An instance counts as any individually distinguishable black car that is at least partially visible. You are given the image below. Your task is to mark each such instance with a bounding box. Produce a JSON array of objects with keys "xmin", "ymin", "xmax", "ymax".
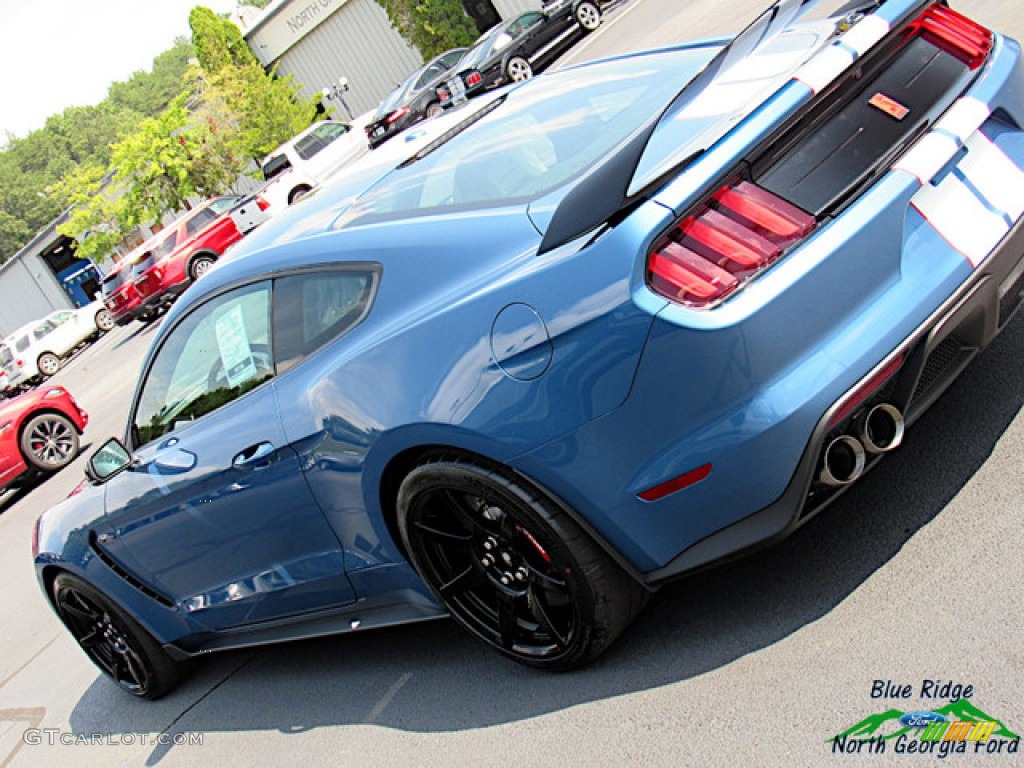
[
  {"xmin": 436, "ymin": 2, "xmax": 602, "ymax": 107},
  {"xmin": 365, "ymin": 47, "xmax": 468, "ymax": 149}
]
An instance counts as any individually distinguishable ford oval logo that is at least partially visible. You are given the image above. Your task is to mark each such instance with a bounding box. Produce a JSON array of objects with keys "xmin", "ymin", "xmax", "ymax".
[{"xmin": 900, "ymin": 711, "xmax": 947, "ymax": 728}]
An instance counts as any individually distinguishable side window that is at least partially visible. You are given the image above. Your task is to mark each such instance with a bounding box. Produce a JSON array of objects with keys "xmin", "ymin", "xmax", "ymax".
[
  {"xmin": 15, "ymin": 335, "xmax": 30, "ymax": 353},
  {"xmin": 33, "ymin": 321, "xmax": 56, "ymax": 340},
  {"xmin": 133, "ymin": 283, "xmax": 273, "ymax": 447},
  {"xmin": 273, "ymin": 268, "xmax": 378, "ymax": 373},
  {"xmin": 185, "ymin": 208, "xmax": 217, "ymax": 238},
  {"xmin": 416, "ymin": 62, "xmax": 445, "ymax": 90}
]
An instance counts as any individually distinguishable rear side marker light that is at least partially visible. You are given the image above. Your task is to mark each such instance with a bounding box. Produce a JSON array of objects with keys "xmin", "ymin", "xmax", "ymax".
[
  {"xmin": 255, "ymin": 195, "xmax": 270, "ymax": 211},
  {"xmin": 909, "ymin": 4, "xmax": 993, "ymax": 70},
  {"xmin": 648, "ymin": 180, "xmax": 816, "ymax": 307},
  {"xmin": 639, "ymin": 463, "xmax": 713, "ymax": 502},
  {"xmin": 466, "ymin": 71, "xmax": 483, "ymax": 87}
]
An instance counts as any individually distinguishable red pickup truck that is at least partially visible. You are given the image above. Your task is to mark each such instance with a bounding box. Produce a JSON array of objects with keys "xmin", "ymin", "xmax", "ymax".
[{"xmin": 129, "ymin": 196, "xmax": 251, "ymax": 320}]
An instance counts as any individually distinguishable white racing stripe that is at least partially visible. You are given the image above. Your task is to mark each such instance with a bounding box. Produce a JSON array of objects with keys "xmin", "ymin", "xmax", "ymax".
[
  {"xmin": 793, "ymin": 14, "xmax": 891, "ymax": 94},
  {"xmin": 910, "ymin": 131, "xmax": 1024, "ymax": 267},
  {"xmin": 893, "ymin": 98, "xmax": 991, "ymax": 183},
  {"xmin": 794, "ymin": 44, "xmax": 855, "ymax": 93},
  {"xmin": 837, "ymin": 15, "xmax": 891, "ymax": 56}
]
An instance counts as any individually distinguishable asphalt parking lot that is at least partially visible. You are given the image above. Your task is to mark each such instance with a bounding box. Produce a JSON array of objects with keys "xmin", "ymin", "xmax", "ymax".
[{"xmin": 1, "ymin": 0, "xmax": 1023, "ymax": 765}]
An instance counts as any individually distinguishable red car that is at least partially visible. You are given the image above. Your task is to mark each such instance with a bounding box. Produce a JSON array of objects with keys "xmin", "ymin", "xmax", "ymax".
[
  {"xmin": 0, "ymin": 385, "xmax": 88, "ymax": 490},
  {"xmin": 130, "ymin": 196, "xmax": 246, "ymax": 319},
  {"xmin": 101, "ymin": 259, "xmax": 145, "ymax": 326}
]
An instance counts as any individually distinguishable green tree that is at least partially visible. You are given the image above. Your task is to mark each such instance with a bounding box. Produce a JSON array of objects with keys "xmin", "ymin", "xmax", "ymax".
[
  {"xmin": 110, "ymin": 94, "xmax": 243, "ymax": 227},
  {"xmin": 0, "ymin": 210, "xmax": 32, "ymax": 264},
  {"xmin": 189, "ymin": 6, "xmax": 258, "ymax": 74},
  {"xmin": 239, "ymin": 0, "xmax": 272, "ymax": 7},
  {"xmin": 52, "ymin": 164, "xmax": 126, "ymax": 264},
  {"xmin": 203, "ymin": 63, "xmax": 318, "ymax": 161},
  {"xmin": 190, "ymin": 5, "xmax": 317, "ymax": 161},
  {"xmin": 376, "ymin": 0, "xmax": 478, "ymax": 59},
  {"xmin": 107, "ymin": 38, "xmax": 196, "ymax": 116}
]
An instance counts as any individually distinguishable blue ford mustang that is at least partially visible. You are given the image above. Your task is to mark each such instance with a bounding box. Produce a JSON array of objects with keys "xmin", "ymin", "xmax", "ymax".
[{"xmin": 35, "ymin": 0, "xmax": 1024, "ymax": 698}]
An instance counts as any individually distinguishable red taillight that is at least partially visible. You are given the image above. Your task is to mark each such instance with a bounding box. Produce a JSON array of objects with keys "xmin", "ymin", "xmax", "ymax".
[
  {"xmin": 438, "ymin": 88, "xmax": 450, "ymax": 102},
  {"xmin": 255, "ymin": 195, "xmax": 269, "ymax": 211},
  {"xmin": 909, "ymin": 4, "xmax": 993, "ymax": 70},
  {"xmin": 647, "ymin": 179, "xmax": 816, "ymax": 307},
  {"xmin": 466, "ymin": 71, "xmax": 483, "ymax": 88},
  {"xmin": 16, "ymin": 359, "xmax": 23, "ymax": 368},
  {"xmin": 386, "ymin": 107, "xmax": 411, "ymax": 125}
]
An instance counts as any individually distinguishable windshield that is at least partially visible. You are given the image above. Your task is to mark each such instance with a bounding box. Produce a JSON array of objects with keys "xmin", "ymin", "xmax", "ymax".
[{"xmin": 336, "ymin": 49, "xmax": 718, "ymax": 229}]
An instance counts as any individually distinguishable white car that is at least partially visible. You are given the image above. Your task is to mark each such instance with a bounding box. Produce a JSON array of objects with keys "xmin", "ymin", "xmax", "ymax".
[
  {"xmin": 0, "ymin": 301, "xmax": 114, "ymax": 389},
  {"xmin": 256, "ymin": 120, "xmax": 369, "ymax": 211}
]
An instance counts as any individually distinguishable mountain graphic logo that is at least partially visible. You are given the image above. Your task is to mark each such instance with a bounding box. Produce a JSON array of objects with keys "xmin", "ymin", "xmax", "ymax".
[{"xmin": 833, "ymin": 699, "xmax": 1020, "ymax": 742}]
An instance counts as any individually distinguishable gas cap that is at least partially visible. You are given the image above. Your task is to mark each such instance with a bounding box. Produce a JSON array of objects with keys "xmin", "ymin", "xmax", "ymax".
[{"xmin": 490, "ymin": 303, "xmax": 552, "ymax": 381}]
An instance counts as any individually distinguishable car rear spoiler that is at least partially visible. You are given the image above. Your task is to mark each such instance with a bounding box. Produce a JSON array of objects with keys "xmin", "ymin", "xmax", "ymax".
[{"xmin": 538, "ymin": 0, "xmax": 935, "ymax": 254}]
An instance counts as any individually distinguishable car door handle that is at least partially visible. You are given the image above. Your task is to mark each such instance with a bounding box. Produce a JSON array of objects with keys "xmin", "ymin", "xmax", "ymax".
[{"xmin": 232, "ymin": 442, "xmax": 276, "ymax": 469}]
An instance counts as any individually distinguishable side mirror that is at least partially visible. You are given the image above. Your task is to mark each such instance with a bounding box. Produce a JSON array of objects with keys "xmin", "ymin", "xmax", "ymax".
[{"xmin": 85, "ymin": 437, "xmax": 133, "ymax": 484}]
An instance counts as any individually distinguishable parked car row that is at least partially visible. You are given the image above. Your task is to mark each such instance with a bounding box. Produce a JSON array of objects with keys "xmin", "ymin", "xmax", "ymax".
[
  {"xmin": 365, "ymin": 2, "xmax": 603, "ymax": 149},
  {"xmin": 0, "ymin": 301, "xmax": 114, "ymax": 394},
  {"xmin": 101, "ymin": 195, "xmax": 256, "ymax": 327}
]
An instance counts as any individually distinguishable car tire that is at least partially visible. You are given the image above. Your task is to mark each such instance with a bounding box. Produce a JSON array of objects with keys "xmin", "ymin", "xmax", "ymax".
[
  {"xmin": 576, "ymin": 1, "xmax": 602, "ymax": 32},
  {"xmin": 52, "ymin": 572, "xmax": 184, "ymax": 700},
  {"xmin": 505, "ymin": 56, "xmax": 533, "ymax": 83},
  {"xmin": 425, "ymin": 102, "xmax": 444, "ymax": 119},
  {"xmin": 189, "ymin": 254, "xmax": 217, "ymax": 281},
  {"xmin": 20, "ymin": 412, "xmax": 79, "ymax": 472},
  {"xmin": 37, "ymin": 352, "xmax": 61, "ymax": 378},
  {"xmin": 95, "ymin": 308, "xmax": 115, "ymax": 333},
  {"xmin": 397, "ymin": 458, "xmax": 647, "ymax": 671},
  {"xmin": 288, "ymin": 186, "xmax": 313, "ymax": 205}
]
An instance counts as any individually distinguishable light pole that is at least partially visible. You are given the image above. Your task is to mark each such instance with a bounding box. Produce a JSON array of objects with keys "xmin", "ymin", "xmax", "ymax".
[{"xmin": 322, "ymin": 77, "xmax": 353, "ymax": 120}]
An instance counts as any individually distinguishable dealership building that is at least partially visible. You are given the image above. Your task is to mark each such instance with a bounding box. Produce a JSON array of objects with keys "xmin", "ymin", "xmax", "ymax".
[{"xmin": 239, "ymin": 0, "xmax": 542, "ymax": 117}]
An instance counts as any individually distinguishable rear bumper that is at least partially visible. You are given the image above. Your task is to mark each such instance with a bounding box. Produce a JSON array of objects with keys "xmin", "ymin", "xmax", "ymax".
[
  {"xmin": 130, "ymin": 279, "xmax": 190, "ymax": 317},
  {"xmin": 648, "ymin": 207, "xmax": 1024, "ymax": 582},
  {"xmin": 513, "ymin": 31, "xmax": 1024, "ymax": 576}
]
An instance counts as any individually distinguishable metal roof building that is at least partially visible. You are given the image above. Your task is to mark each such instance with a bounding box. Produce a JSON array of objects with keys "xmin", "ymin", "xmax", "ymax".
[
  {"xmin": 239, "ymin": 0, "xmax": 541, "ymax": 118},
  {"xmin": 0, "ymin": 212, "xmax": 103, "ymax": 337}
]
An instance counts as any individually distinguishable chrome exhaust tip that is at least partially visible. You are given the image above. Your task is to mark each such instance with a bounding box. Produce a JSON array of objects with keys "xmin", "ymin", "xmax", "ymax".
[
  {"xmin": 819, "ymin": 435, "xmax": 867, "ymax": 487},
  {"xmin": 859, "ymin": 403, "xmax": 905, "ymax": 454}
]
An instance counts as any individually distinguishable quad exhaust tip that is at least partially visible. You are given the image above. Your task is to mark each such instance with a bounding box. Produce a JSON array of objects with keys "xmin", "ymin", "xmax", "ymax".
[
  {"xmin": 820, "ymin": 435, "xmax": 867, "ymax": 487},
  {"xmin": 859, "ymin": 403, "xmax": 905, "ymax": 454}
]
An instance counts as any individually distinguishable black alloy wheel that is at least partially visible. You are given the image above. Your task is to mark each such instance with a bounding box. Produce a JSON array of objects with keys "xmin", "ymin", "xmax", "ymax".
[
  {"xmin": 397, "ymin": 460, "xmax": 646, "ymax": 670},
  {"xmin": 52, "ymin": 573, "xmax": 182, "ymax": 699},
  {"xmin": 21, "ymin": 413, "xmax": 79, "ymax": 472}
]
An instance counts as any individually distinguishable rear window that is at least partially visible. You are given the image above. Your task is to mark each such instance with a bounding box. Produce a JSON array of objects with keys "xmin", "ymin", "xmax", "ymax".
[
  {"xmin": 102, "ymin": 269, "xmax": 127, "ymax": 293},
  {"xmin": 338, "ymin": 51, "xmax": 713, "ymax": 228},
  {"xmin": 0, "ymin": 345, "xmax": 12, "ymax": 366}
]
